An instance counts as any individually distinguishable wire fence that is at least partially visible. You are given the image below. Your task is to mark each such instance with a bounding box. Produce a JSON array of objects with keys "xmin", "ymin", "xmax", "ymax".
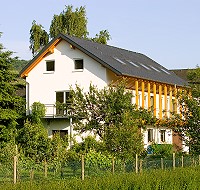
[{"xmin": 0, "ymin": 154, "xmax": 200, "ymax": 183}]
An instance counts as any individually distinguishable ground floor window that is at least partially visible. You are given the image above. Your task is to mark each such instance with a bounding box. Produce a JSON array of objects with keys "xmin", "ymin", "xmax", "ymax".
[
  {"xmin": 52, "ymin": 130, "xmax": 68, "ymax": 139},
  {"xmin": 160, "ymin": 130, "xmax": 166, "ymax": 142},
  {"xmin": 148, "ymin": 129, "xmax": 153, "ymax": 142}
]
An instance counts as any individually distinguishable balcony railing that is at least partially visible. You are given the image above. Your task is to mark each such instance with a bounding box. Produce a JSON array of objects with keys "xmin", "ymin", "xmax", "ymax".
[{"xmin": 44, "ymin": 104, "xmax": 70, "ymax": 118}]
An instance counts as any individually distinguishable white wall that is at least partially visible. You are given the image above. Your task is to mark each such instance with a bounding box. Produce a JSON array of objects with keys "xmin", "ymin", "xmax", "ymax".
[{"xmin": 26, "ymin": 40, "xmax": 108, "ymax": 107}]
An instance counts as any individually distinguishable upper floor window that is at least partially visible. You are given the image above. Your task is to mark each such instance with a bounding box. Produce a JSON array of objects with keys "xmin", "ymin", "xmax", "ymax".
[
  {"xmin": 74, "ymin": 59, "xmax": 83, "ymax": 70},
  {"xmin": 46, "ymin": 60, "xmax": 55, "ymax": 71}
]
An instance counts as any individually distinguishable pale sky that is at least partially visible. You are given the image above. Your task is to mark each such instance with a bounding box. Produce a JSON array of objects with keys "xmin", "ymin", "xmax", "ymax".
[{"xmin": 1, "ymin": 0, "xmax": 200, "ymax": 69}]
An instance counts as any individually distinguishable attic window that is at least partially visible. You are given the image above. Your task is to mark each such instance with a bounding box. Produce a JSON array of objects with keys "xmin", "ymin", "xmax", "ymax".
[
  {"xmin": 46, "ymin": 60, "xmax": 55, "ymax": 71},
  {"xmin": 113, "ymin": 57, "xmax": 126, "ymax": 65},
  {"xmin": 74, "ymin": 59, "xmax": 83, "ymax": 70}
]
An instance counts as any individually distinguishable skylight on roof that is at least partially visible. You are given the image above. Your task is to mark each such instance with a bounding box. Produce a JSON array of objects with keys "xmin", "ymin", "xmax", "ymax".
[
  {"xmin": 160, "ymin": 68, "xmax": 171, "ymax": 75},
  {"xmin": 140, "ymin": 63, "xmax": 151, "ymax": 70},
  {"xmin": 127, "ymin": 60, "xmax": 139, "ymax": 67},
  {"xmin": 150, "ymin": 66, "xmax": 161, "ymax": 72},
  {"xmin": 113, "ymin": 57, "xmax": 126, "ymax": 65}
]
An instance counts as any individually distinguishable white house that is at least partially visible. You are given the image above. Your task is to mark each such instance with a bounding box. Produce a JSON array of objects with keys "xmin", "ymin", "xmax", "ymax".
[{"xmin": 20, "ymin": 34, "xmax": 187, "ymax": 150}]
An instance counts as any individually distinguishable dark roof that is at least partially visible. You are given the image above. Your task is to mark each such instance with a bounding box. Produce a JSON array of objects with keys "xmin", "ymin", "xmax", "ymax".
[{"xmin": 21, "ymin": 34, "xmax": 187, "ymax": 87}]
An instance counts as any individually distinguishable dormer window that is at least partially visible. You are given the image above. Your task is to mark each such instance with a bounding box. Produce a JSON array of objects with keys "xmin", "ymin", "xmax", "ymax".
[
  {"xmin": 74, "ymin": 59, "xmax": 83, "ymax": 70},
  {"xmin": 46, "ymin": 60, "xmax": 55, "ymax": 71}
]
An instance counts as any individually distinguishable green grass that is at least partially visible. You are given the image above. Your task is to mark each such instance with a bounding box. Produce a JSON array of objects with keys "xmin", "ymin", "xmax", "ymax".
[{"xmin": 0, "ymin": 167, "xmax": 200, "ymax": 190}]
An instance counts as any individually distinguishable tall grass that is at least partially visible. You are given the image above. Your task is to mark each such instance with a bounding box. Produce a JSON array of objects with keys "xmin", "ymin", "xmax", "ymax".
[{"xmin": 0, "ymin": 166, "xmax": 199, "ymax": 190}]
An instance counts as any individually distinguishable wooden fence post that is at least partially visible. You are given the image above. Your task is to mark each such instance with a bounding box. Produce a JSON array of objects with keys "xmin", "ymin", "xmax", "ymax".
[
  {"xmin": 173, "ymin": 153, "xmax": 175, "ymax": 170},
  {"xmin": 161, "ymin": 158, "xmax": 164, "ymax": 170},
  {"xmin": 81, "ymin": 155, "xmax": 84, "ymax": 180},
  {"xmin": 199, "ymin": 155, "xmax": 200, "ymax": 166},
  {"xmin": 181, "ymin": 155, "xmax": 184, "ymax": 167},
  {"xmin": 44, "ymin": 159, "xmax": 47, "ymax": 178},
  {"xmin": 135, "ymin": 154, "xmax": 138, "ymax": 174},
  {"xmin": 13, "ymin": 156, "xmax": 17, "ymax": 184},
  {"xmin": 139, "ymin": 159, "xmax": 143, "ymax": 173},
  {"xmin": 112, "ymin": 157, "xmax": 115, "ymax": 174}
]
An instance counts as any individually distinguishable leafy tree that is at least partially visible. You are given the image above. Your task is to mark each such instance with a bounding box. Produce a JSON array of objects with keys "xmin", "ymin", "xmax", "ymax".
[
  {"xmin": 161, "ymin": 67, "xmax": 200, "ymax": 154},
  {"xmin": 0, "ymin": 33, "xmax": 25, "ymax": 148},
  {"xmin": 29, "ymin": 20, "xmax": 49, "ymax": 56},
  {"xmin": 68, "ymin": 83, "xmax": 153, "ymax": 159},
  {"xmin": 49, "ymin": 5, "xmax": 88, "ymax": 39},
  {"xmin": 29, "ymin": 5, "xmax": 111, "ymax": 56},
  {"xmin": 17, "ymin": 102, "xmax": 51, "ymax": 161},
  {"xmin": 91, "ymin": 30, "xmax": 111, "ymax": 44}
]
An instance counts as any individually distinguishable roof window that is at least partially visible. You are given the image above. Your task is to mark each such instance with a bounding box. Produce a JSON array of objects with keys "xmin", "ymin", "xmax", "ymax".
[
  {"xmin": 160, "ymin": 68, "xmax": 171, "ymax": 75},
  {"xmin": 127, "ymin": 60, "xmax": 139, "ymax": 67},
  {"xmin": 150, "ymin": 66, "xmax": 161, "ymax": 72},
  {"xmin": 113, "ymin": 57, "xmax": 126, "ymax": 65},
  {"xmin": 140, "ymin": 63, "xmax": 151, "ymax": 70}
]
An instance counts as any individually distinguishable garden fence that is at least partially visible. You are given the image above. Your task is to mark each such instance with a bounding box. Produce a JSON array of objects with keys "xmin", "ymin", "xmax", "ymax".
[{"xmin": 0, "ymin": 153, "xmax": 200, "ymax": 184}]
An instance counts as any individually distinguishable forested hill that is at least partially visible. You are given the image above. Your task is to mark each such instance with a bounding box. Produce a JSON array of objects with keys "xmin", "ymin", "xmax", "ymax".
[{"xmin": 12, "ymin": 59, "xmax": 29, "ymax": 72}]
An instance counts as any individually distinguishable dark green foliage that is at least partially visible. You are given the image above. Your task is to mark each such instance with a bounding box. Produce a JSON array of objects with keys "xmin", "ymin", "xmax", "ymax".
[
  {"xmin": 151, "ymin": 143, "xmax": 173, "ymax": 158},
  {"xmin": 17, "ymin": 102, "xmax": 51, "ymax": 162},
  {"xmin": 12, "ymin": 59, "xmax": 29, "ymax": 72},
  {"xmin": 0, "ymin": 34, "xmax": 25, "ymax": 148}
]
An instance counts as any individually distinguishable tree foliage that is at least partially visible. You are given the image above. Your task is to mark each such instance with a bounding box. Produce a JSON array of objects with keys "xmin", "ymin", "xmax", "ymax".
[
  {"xmin": 29, "ymin": 20, "xmax": 49, "ymax": 56},
  {"xmin": 49, "ymin": 5, "xmax": 88, "ymax": 39},
  {"xmin": 0, "ymin": 34, "xmax": 25, "ymax": 148},
  {"xmin": 162, "ymin": 67, "xmax": 200, "ymax": 154},
  {"xmin": 29, "ymin": 5, "xmax": 111, "ymax": 56},
  {"xmin": 69, "ymin": 83, "xmax": 153, "ymax": 159}
]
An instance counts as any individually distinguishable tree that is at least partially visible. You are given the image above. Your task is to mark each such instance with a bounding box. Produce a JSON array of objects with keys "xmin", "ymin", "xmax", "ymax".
[
  {"xmin": 68, "ymin": 83, "xmax": 153, "ymax": 159},
  {"xmin": 17, "ymin": 102, "xmax": 51, "ymax": 161},
  {"xmin": 0, "ymin": 33, "xmax": 25, "ymax": 148},
  {"xmin": 29, "ymin": 5, "xmax": 111, "ymax": 56},
  {"xmin": 162, "ymin": 67, "xmax": 200, "ymax": 154},
  {"xmin": 49, "ymin": 5, "xmax": 88, "ymax": 39},
  {"xmin": 29, "ymin": 20, "xmax": 49, "ymax": 56},
  {"xmin": 91, "ymin": 30, "xmax": 111, "ymax": 44}
]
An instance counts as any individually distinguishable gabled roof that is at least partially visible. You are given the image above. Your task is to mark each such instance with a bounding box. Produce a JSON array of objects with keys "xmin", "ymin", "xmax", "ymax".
[{"xmin": 20, "ymin": 33, "xmax": 187, "ymax": 87}]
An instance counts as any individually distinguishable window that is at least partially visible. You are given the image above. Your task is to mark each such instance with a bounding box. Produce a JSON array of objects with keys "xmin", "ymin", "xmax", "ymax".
[
  {"xmin": 74, "ymin": 59, "xmax": 83, "ymax": 70},
  {"xmin": 46, "ymin": 60, "xmax": 55, "ymax": 71},
  {"xmin": 160, "ymin": 130, "xmax": 166, "ymax": 142},
  {"xmin": 56, "ymin": 91, "xmax": 71, "ymax": 115},
  {"xmin": 148, "ymin": 129, "xmax": 153, "ymax": 142},
  {"xmin": 52, "ymin": 130, "xmax": 68, "ymax": 139}
]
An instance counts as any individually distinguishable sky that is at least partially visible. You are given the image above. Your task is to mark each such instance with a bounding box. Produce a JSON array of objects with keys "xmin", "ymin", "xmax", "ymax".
[{"xmin": 0, "ymin": 0, "xmax": 200, "ymax": 69}]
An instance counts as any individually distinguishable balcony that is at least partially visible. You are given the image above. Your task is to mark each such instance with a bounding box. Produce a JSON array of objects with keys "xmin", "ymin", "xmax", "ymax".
[{"xmin": 44, "ymin": 104, "xmax": 71, "ymax": 118}]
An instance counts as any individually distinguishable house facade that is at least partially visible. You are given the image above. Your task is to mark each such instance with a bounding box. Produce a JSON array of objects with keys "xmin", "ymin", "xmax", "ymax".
[{"xmin": 20, "ymin": 34, "xmax": 188, "ymax": 151}]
